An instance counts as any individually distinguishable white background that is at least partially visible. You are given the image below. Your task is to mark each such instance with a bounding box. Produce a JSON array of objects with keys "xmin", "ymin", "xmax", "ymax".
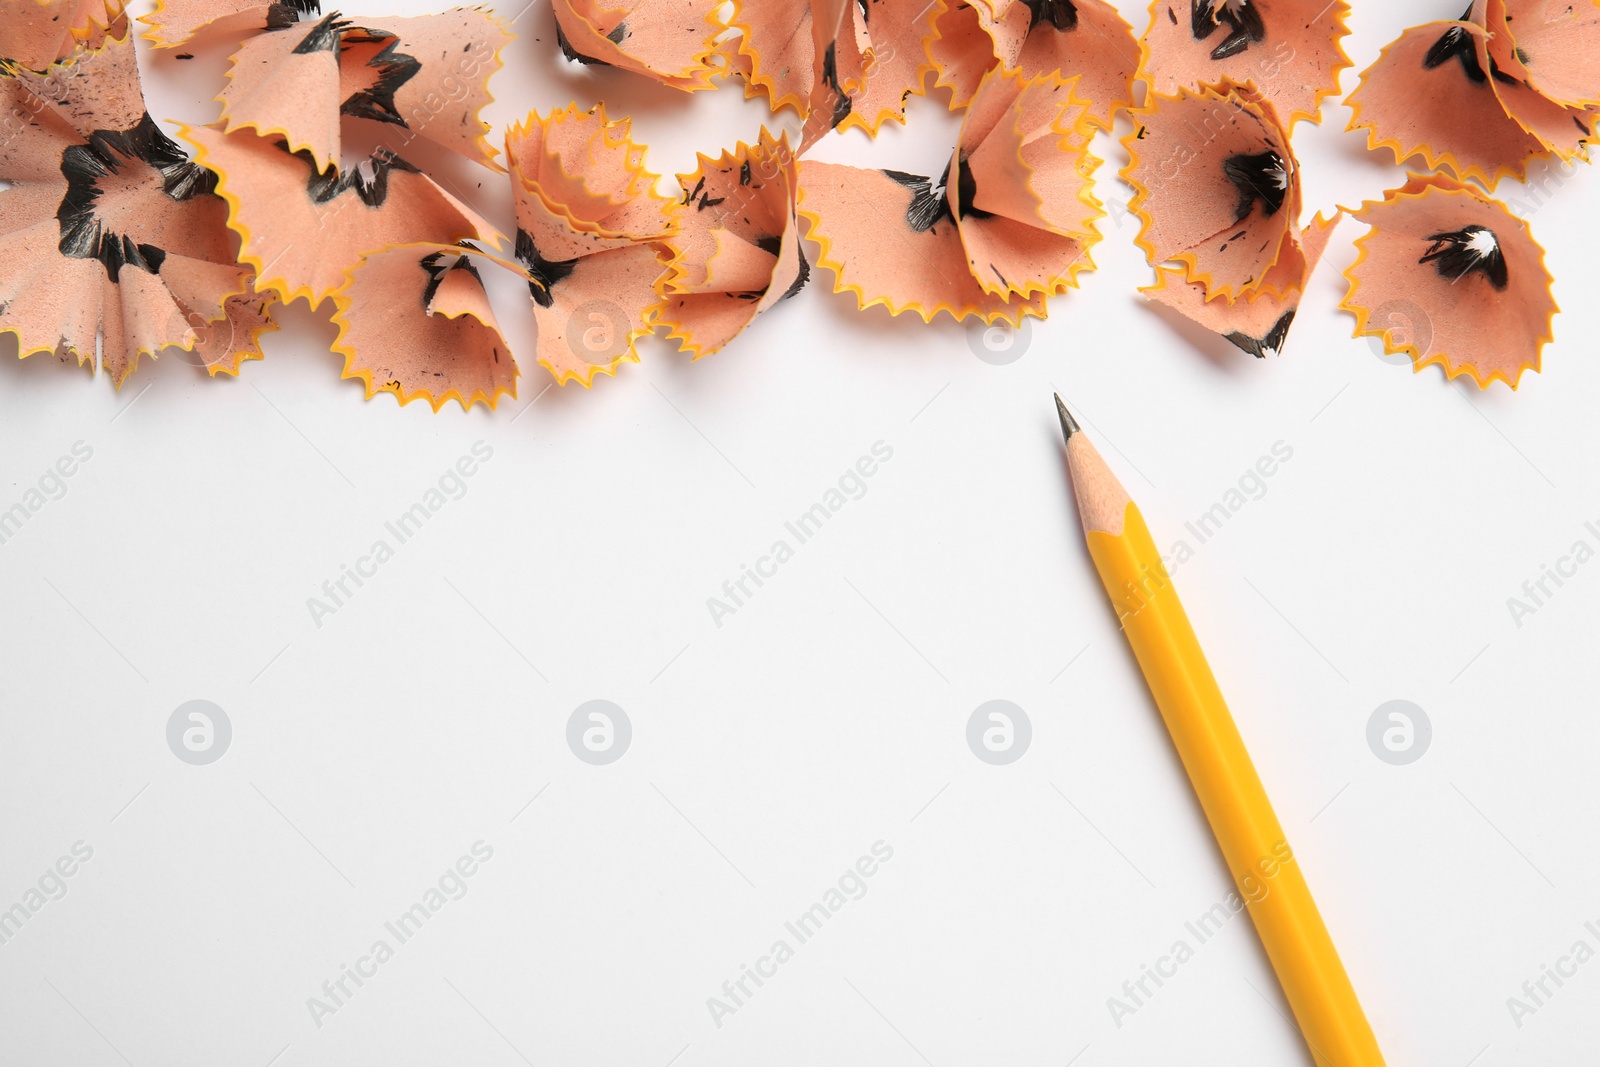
[{"xmin": 2, "ymin": 1, "xmax": 1598, "ymax": 1064}]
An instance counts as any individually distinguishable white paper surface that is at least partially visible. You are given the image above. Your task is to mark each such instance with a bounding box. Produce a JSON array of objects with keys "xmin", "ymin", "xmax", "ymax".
[{"xmin": 1, "ymin": 2, "xmax": 1596, "ymax": 1064}]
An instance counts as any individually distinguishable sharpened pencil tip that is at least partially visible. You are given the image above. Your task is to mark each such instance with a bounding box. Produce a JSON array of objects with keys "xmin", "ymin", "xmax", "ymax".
[{"xmin": 1054, "ymin": 393, "xmax": 1079, "ymax": 443}]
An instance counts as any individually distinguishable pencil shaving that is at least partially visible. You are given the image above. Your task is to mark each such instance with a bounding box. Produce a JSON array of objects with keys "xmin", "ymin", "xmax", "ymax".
[
  {"xmin": 1142, "ymin": 211, "xmax": 1340, "ymax": 359},
  {"xmin": 1122, "ymin": 82, "xmax": 1300, "ymax": 300},
  {"xmin": 1137, "ymin": 0, "xmax": 1353, "ymax": 128},
  {"xmin": 796, "ymin": 64, "xmax": 1099, "ymax": 323},
  {"xmin": 958, "ymin": 67, "xmax": 1104, "ymax": 298},
  {"xmin": 215, "ymin": 8, "xmax": 510, "ymax": 172},
  {"xmin": 8, "ymin": 17, "xmax": 147, "ymax": 135},
  {"xmin": 836, "ymin": 0, "xmax": 942, "ymax": 136},
  {"xmin": 0, "ymin": 31, "xmax": 263, "ymax": 388},
  {"xmin": 929, "ymin": 0, "xmax": 1138, "ymax": 128},
  {"xmin": 1340, "ymin": 173, "xmax": 1556, "ymax": 390},
  {"xmin": 6, "ymin": 0, "xmax": 126, "ymax": 68},
  {"xmin": 194, "ymin": 274, "xmax": 279, "ymax": 376},
  {"xmin": 182, "ymin": 122, "xmax": 502, "ymax": 307},
  {"xmin": 732, "ymin": 0, "xmax": 939, "ymax": 137},
  {"xmin": 331, "ymin": 241, "xmax": 522, "ymax": 410},
  {"xmin": 1472, "ymin": 0, "xmax": 1597, "ymax": 163},
  {"xmin": 552, "ymin": 0, "xmax": 725, "ymax": 91},
  {"xmin": 139, "ymin": 0, "xmax": 305, "ymax": 48},
  {"xmin": 793, "ymin": 0, "xmax": 873, "ymax": 148},
  {"xmin": 1345, "ymin": 0, "xmax": 1600, "ymax": 191},
  {"xmin": 928, "ymin": 0, "xmax": 995, "ymax": 109},
  {"xmin": 507, "ymin": 104, "xmax": 678, "ymax": 386},
  {"xmin": 1486, "ymin": 0, "xmax": 1600, "ymax": 111},
  {"xmin": 659, "ymin": 131, "xmax": 808, "ymax": 359},
  {"xmin": 969, "ymin": 0, "xmax": 1138, "ymax": 129}
]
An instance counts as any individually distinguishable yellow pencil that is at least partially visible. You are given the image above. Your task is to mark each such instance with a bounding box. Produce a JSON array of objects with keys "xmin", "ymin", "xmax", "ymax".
[{"xmin": 1055, "ymin": 395, "xmax": 1383, "ymax": 1067}]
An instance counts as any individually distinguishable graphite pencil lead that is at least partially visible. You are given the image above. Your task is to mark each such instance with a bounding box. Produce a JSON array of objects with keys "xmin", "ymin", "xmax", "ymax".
[{"xmin": 1054, "ymin": 394, "xmax": 1080, "ymax": 443}]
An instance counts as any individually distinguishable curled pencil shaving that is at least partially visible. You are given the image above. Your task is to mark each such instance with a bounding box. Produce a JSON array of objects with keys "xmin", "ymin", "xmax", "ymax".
[
  {"xmin": 1142, "ymin": 211, "xmax": 1340, "ymax": 360},
  {"xmin": 192, "ymin": 273, "xmax": 280, "ymax": 376},
  {"xmin": 794, "ymin": 0, "xmax": 874, "ymax": 148},
  {"xmin": 216, "ymin": 14, "xmax": 341, "ymax": 171},
  {"xmin": 507, "ymin": 103, "xmax": 679, "ymax": 386},
  {"xmin": 733, "ymin": 0, "xmax": 938, "ymax": 138},
  {"xmin": 928, "ymin": 0, "xmax": 1138, "ymax": 128},
  {"xmin": 552, "ymin": 0, "xmax": 726, "ymax": 91},
  {"xmin": 1137, "ymin": 0, "xmax": 1353, "ymax": 127},
  {"xmin": 1340, "ymin": 172, "xmax": 1556, "ymax": 390},
  {"xmin": 1122, "ymin": 82, "xmax": 1301, "ymax": 301},
  {"xmin": 331, "ymin": 241, "xmax": 523, "ymax": 410},
  {"xmin": 797, "ymin": 160, "xmax": 1048, "ymax": 324},
  {"xmin": 726, "ymin": 0, "xmax": 816, "ymax": 115},
  {"xmin": 796, "ymin": 64, "xmax": 1100, "ymax": 324},
  {"xmin": 928, "ymin": 0, "xmax": 996, "ymax": 109},
  {"xmin": 836, "ymin": 0, "xmax": 940, "ymax": 135},
  {"xmin": 1470, "ymin": 0, "xmax": 1597, "ymax": 162},
  {"xmin": 0, "ymin": 31, "xmax": 267, "ymax": 387},
  {"xmin": 659, "ymin": 130, "xmax": 808, "ymax": 358},
  {"xmin": 508, "ymin": 103, "xmax": 672, "ymax": 238},
  {"xmin": 331, "ymin": 9, "xmax": 511, "ymax": 170},
  {"xmin": 5, "ymin": 0, "xmax": 127, "ymax": 68},
  {"xmin": 180, "ymin": 121, "xmax": 502, "ymax": 306},
  {"xmin": 1345, "ymin": 19, "xmax": 1543, "ymax": 189},
  {"xmin": 7, "ymin": 14, "xmax": 148, "ymax": 135},
  {"xmin": 971, "ymin": 0, "xmax": 1139, "ymax": 128},
  {"xmin": 1345, "ymin": 8, "xmax": 1599, "ymax": 190},
  {"xmin": 216, "ymin": 7, "xmax": 511, "ymax": 172},
  {"xmin": 139, "ymin": 0, "xmax": 323, "ymax": 48},
  {"xmin": 958, "ymin": 66, "xmax": 1104, "ymax": 297},
  {"xmin": 1477, "ymin": 0, "xmax": 1600, "ymax": 111}
]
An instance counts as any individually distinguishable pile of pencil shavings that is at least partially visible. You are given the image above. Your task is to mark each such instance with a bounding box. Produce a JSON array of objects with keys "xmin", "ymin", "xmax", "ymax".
[{"xmin": 0, "ymin": 0, "xmax": 1594, "ymax": 407}]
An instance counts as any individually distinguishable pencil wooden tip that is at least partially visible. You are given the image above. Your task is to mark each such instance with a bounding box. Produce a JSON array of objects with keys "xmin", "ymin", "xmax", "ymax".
[
  {"xmin": 1054, "ymin": 394, "xmax": 1079, "ymax": 443},
  {"xmin": 1060, "ymin": 410, "xmax": 1134, "ymax": 537}
]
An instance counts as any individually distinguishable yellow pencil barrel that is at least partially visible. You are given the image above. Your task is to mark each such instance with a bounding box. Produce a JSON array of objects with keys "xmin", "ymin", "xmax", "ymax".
[{"xmin": 1087, "ymin": 503, "xmax": 1384, "ymax": 1067}]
